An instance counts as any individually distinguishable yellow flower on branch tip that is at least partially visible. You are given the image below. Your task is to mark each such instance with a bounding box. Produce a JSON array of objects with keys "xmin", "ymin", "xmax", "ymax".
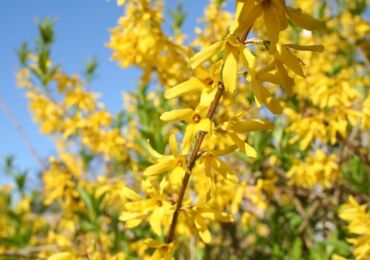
[
  {"xmin": 221, "ymin": 118, "xmax": 274, "ymax": 157},
  {"xmin": 132, "ymin": 239, "xmax": 175, "ymax": 260},
  {"xmin": 183, "ymin": 205, "xmax": 234, "ymax": 243},
  {"xmin": 230, "ymin": 0, "xmax": 263, "ymax": 36},
  {"xmin": 189, "ymin": 40, "xmax": 224, "ymax": 70},
  {"xmin": 222, "ymin": 35, "xmax": 244, "ymax": 95},
  {"xmin": 274, "ymin": 44, "xmax": 324, "ymax": 78},
  {"xmin": 144, "ymin": 135, "xmax": 187, "ymax": 189},
  {"xmin": 285, "ymin": 6, "xmax": 324, "ymax": 31},
  {"xmin": 189, "ymin": 34, "xmax": 244, "ymax": 94},
  {"xmin": 160, "ymin": 108, "xmax": 214, "ymax": 154},
  {"xmin": 230, "ymin": 0, "xmax": 324, "ymax": 50},
  {"xmin": 165, "ymin": 61, "xmax": 222, "ymax": 108},
  {"xmin": 164, "ymin": 76, "xmax": 205, "ymax": 99},
  {"xmin": 240, "ymin": 48, "xmax": 283, "ymax": 113},
  {"xmin": 199, "ymin": 146, "xmax": 238, "ymax": 196},
  {"xmin": 119, "ymin": 188, "xmax": 174, "ymax": 236}
]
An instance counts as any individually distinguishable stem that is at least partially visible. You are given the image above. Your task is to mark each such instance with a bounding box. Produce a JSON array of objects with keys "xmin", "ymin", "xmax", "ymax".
[
  {"xmin": 167, "ymin": 82, "xmax": 225, "ymax": 243},
  {"xmin": 0, "ymin": 96, "xmax": 46, "ymax": 170}
]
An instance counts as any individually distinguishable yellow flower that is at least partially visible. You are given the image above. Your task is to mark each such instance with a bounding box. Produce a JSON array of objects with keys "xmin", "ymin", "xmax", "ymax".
[
  {"xmin": 132, "ymin": 238, "xmax": 175, "ymax": 260},
  {"xmin": 182, "ymin": 204, "xmax": 233, "ymax": 243},
  {"xmin": 189, "ymin": 34, "xmax": 245, "ymax": 94},
  {"xmin": 64, "ymin": 87, "xmax": 98, "ymax": 111},
  {"xmin": 287, "ymin": 150, "xmax": 340, "ymax": 189},
  {"xmin": 165, "ymin": 61, "xmax": 223, "ymax": 109},
  {"xmin": 240, "ymin": 47, "xmax": 283, "ymax": 113},
  {"xmin": 231, "ymin": 0, "xmax": 324, "ymax": 51},
  {"xmin": 221, "ymin": 117, "xmax": 274, "ymax": 156},
  {"xmin": 362, "ymin": 95, "xmax": 370, "ymax": 129},
  {"xmin": 144, "ymin": 135, "xmax": 187, "ymax": 189},
  {"xmin": 339, "ymin": 196, "xmax": 370, "ymax": 260},
  {"xmin": 119, "ymin": 187, "xmax": 174, "ymax": 236},
  {"xmin": 161, "ymin": 108, "xmax": 214, "ymax": 154},
  {"xmin": 273, "ymin": 43, "xmax": 324, "ymax": 81},
  {"xmin": 199, "ymin": 145, "xmax": 238, "ymax": 196}
]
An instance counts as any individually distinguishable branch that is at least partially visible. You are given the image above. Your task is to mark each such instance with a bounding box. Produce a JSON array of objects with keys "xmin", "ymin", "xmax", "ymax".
[
  {"xmin": 0, "ymin": 96, "xmax": 46, "ymax": 170},
  {"xmin": 167, "ymin": 82, "xmax": 225, "ymax": 243}
]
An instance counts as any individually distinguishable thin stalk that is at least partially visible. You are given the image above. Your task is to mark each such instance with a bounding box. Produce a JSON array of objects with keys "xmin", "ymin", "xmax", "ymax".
[
  {"xmin": 167, "ymin": 82, "xmax": 224, "ymax": 243},
  {"xmin": 0, "ymin": 96, "xmax": 46, "ymax": 170}
]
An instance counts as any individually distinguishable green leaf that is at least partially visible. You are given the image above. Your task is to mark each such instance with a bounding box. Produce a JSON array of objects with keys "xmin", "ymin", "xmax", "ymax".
[
  {"xmin": 16, "ymin": 42, "xmax": 29, "ymax": 67},
  {"xmin": 84, "ymin": 55, "xmax": 98, "ymax": 82},
  {"xmin": 289, "ymin": 238, "xmax": 302, "ymax": 260},
  {"xmin": 78, "ymin": 188, "xmax": 95, "ymax": 220}
]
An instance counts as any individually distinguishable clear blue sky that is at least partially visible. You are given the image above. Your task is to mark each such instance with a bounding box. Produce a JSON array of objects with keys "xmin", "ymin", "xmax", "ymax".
[{"xmin": 0, "ymin": 0, "xmax": 224, "ymax": 182}]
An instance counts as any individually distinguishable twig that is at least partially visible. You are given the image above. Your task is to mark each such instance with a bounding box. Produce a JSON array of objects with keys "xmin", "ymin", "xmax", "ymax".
[
  {"xmin": 0, "ymin": 96, "xmax": 46, "ymax": 170},
  {"xmin": 167, "ymin": 82, "xmax": 225, "ymax": 243}
]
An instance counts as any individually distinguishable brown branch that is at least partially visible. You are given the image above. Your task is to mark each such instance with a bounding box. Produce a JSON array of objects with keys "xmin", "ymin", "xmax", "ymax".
[
  {"xmin": 0, "ymin": 96, "xmax": 46, "ymax": 170},
  {"xmin": 0, "ymin": 244, "xmax": 58, "ymax": 259},
  {"xmin": 167, "ymin": 82, "xmax": 225, "ymax": 243}
]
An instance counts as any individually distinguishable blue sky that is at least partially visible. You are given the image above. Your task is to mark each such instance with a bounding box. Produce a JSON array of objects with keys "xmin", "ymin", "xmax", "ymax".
[{"xmin": 0, "ymin": 0, "xmax": 218, "ymax": 181}]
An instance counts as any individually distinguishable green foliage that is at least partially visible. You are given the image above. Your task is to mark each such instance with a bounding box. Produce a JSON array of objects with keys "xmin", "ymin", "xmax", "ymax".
[
  {"xmin": 76, "ymin": 188, "xmax": 106, "ymax": 233},
  {"xmin": 132, "ymin": 85, "xmax": 170, "ymax": 158},
  {"xmin": 84, "ymin": 56, "xmax": 98, "ymax": 82},
  {"xmin": 168, "ymin": 1, "xmax": 187, "ymax": 36},
  {"xmin": 342, "ymin": 156, "xmax": 370, "ymax": 194}
]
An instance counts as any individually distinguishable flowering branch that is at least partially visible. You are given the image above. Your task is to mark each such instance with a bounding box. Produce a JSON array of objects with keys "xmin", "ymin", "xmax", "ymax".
[{"xmin": 167, "ymin": 81, "xmax": 225, "ymax": 243}]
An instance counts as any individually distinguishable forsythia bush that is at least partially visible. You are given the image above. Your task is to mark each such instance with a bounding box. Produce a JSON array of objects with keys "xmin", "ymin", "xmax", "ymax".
[{"xmin": 1, "ymin": 0, "xmax": 369, "ymax": 259}]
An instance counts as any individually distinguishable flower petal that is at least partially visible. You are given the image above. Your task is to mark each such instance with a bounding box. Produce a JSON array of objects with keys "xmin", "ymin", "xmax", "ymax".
[
  {"xmin": 164, "ymin": 77, "xmax": 204, "ymax": 99},
  {"xmin": 193, "ymin": 214, "xmax": 212, "ymax": 244},
  {"xmin": 263, "ymin": 3, "xmax": 280, "ymax": 52},
  {"xmin": 197, "ymin": 118, "xmax": 213, "ymax": 134},
  {"xmin": 231, "ymin": 2, "xmax": 263, "ymax": 35},
  {"xmin": 286, "ymin": 7, "xmax": 324, "ymax": 31},
  {"xmin": 233, "ymin": 119, "xmax": 274, "ymax": 133},
  {"xmin": 260, "ymin": 85, "xmax": 283, "ymax": 114},
  {"xmin": 169, "ymin": 134, "xmax": 179, "ymax": 157},
  {"xmin": 200, "ymin": 209, "xmax": 234, "ymax": 222},
  {"xmin": 229, "ymin": 132, "xmax": 257, "ymax": 157},
  {"xmin": 256, "ymin": 71, "xmax": 281, "ymax": 85},
  {"xmin": 190, "ymin": 40, "xmax": 224, "ymax": 70},
  {"xmin": 284, "ymin": 44, "xmax": 324, "ymax": 52},
  {"xmin": 277, "ymin": 45, "xmax": 305, "ymax": 77},
  {"xmin": 274, "ymin": 60, "xmax": 294, "ymax": 95},
  {"xmin": 149, "ymin": 206, "xmax": 164, "ymax": 236},
  {"xmin": 181, "ymin": 124, "xmax": 197, "ymax": 154},
  {"xmin": 222, "ymin": 44, "xmax": 239, "ymax": 94},
  {"xmin": 146, "ymin": 139, "xmax": 164, "ymax": 159},
  {"xmin": 160, "ymin": 108, "xmax": 194, "ymax": 122},
  {"xmin": 143, "ymin": 157, "xmax": 176, "ymax": 176}
]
